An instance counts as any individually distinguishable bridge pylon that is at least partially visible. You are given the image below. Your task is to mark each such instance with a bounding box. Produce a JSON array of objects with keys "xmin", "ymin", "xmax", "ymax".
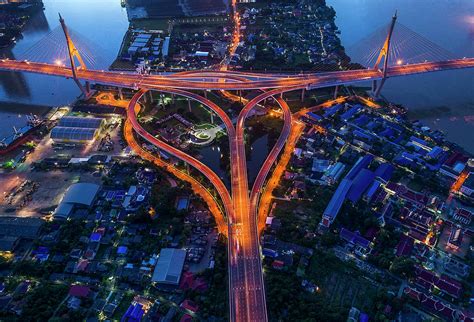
[
  {"xmin": 372, "ymin": 11, "xmax": 397, "ymax": 97},
  {"xmin": 59, "ymin": 13, "xmax": 91, "ymax": 97}
]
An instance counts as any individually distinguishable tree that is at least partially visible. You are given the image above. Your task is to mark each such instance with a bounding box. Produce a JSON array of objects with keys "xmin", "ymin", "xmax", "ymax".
[
  {"xmin": 389, "ymin": 256, "xmax": 415, "ymax": 278},
  {"xmin": 21, "ymin": 283, "xmax": 68, "ymax": 321}
]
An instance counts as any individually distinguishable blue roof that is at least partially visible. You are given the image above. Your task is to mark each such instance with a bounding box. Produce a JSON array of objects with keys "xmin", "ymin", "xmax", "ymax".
[
  {"xmin": 374, "ymin": 163, "xmax": 394, "ymax": 182},
  {"xmin": 366, "ymin": 121, "xmax": 377, "ymax": 130},
  {"xmin": 323, "ymin": 104, "xmax": 343, "ymax": 118},
  {"xmin": 410, "ymin": 136, "xmax": 428, "ymax": 147},
  {"xmin": 346, "ymin": 155, "xmax": 373, "ymax": 181},
  {"xmin": 341, "ymin": 104, "xmax": 361, "ymax": 121},
  {"xmin": 394, "ymin": 152, "xmax": 417, "ymax": 167},
  {"xmin": 353, "ymin": 114, "xmax": 370, "ymax": 126},
  {"xmin": 359, "ymin": 312, "xmax": 369, "ymax": 322},
  {"xmin": 393, "ymin": 135, "xmax": 404, "ymax": 144},
  {"xmin": 394, "ymin": 156, "xmax": 412, "ymax": 166},
  {"xmin": 427, "ymin": 146, "xmax": 443, "ymax": 159},
  {"xmin": 347, "ymin": 169, "xmax": 375, "ymax": 203},
  {"xmin": 340, "ymin": 228, "xmax": 371, "ymax": 248},
  {"xmin": 33, "ymin": 246, "xmax": 49, "ymax": 255},
  {"xmin": 365, "ymin": 180, "xmax": 381, "ymax": 201},
  {"xmin": 306, "ymin": 112, "xmax": 323, "ymax": 121},
  {"xmin": 386, "ymin": 121, "xmax": 403, "ymax": 132},
  {"xmin": 122, "ymin": 303, "xmax": 144, "ymax": 322},
  {"xmin": 378, "ymin": 127, "xmax": 394, "ymax": 138},
  {"xmin": 176, "ymin": 198, "xmax": 189, "ymax": 211},
  {"xmin": 262, "ymin": 248, "xmax": 278, "ymax": 258},
  {"xmin": 312, "ymin": 159, "xmax": 331, "ymax": 172},
  {"xmin": 323, "ymin": 178, "xmax": 352, "ymax": 220},
  {"xmin": 353, "ymin": 130, "xmax": 374, "ymax": 141},
  {"xmin": 90, "ymin": 232, "xmax": 102, "ymax": 242},
  {"xmin": 117, "ymin": 246, "xmax": 128, "ymax": 255}
]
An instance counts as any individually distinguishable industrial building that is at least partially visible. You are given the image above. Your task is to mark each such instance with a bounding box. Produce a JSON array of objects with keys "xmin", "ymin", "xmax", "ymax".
[
  {"xmin": 50, "ymin": 116, "xmax": 105, "ymax": 143},
  {"xmin": 54, "ymin": 183, "xmax": 100, "ymax": 219},
  {"xmin": 151, "ymin": 248, "xmax": 186, "ymax": 286}
]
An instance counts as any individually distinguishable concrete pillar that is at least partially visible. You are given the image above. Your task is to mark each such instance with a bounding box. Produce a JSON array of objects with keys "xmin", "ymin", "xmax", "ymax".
[
  {"xmin": 372, "ymin": 80, "xmax": 377, "ymax": 93},
  {"xmin": 85, "ymin": 81, "xmax": 91, "ymax": 95},
  {"xmin": 188, "ymin": 99, "xmax": 192, "ymax": 112},
  {"xmin": 204, "ymin": 90, "xmax": 207, "ymax": 99},
  {"xmin": 334, "ymin": 85, "xmax": 339, "ymax": 100},
  {"xmin": 301, "ymin": 88, "xmax": 305, "ymax": 102},
  {"xmin": 149, "ymin": 91, "xmax": 154, "ymax": 103},
  {"xmin": 118, "ymin": 87, "xmax": 124, "ymax": 100},
  {"xmin": 171, "ymin": 94, "xmax": 175, "ymax": 104},
  {"xmin": 210, "ymin": 111, "xmax": 214, "ymax": 124},
  {"xmin": 374, "ymin": 78, "xmax": 386, "ymax": 97}
]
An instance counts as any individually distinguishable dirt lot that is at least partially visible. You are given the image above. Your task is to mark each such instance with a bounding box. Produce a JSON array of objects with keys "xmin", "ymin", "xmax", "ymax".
[{"xmin": 0, "ymin": 169, "xmax": 101, "ymax": 217}]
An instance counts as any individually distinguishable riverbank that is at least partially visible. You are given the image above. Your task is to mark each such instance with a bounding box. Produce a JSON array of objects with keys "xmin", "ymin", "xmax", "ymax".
[
  {"xmin": 0, "ymin": 101, "xmax": 50, "ymax": 116},
  {"xmin": 0, "ymin": 2, "xmax": 44, "ymax": 48},
  {"xmin": 328, "ymin": 0, "xmax": 474, "ymax": 154}
]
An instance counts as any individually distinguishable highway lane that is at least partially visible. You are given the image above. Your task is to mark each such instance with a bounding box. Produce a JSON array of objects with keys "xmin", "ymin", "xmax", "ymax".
[
  {"xmin": 123, "ymin": 119, "xmax": 228, "ymax": 234},
  {"xmin": 127, "ymin": 89, "xmax": 234, "ymax": 221},
  {"xmin": 249, "ymin": 96, "xmax": 292, "ymax": 223},
  {"xmin": 230, "ymin": 87, "xmax": 304, "ymax": 322},
  {"xmin": 125, "ymin": 88, "xmax": 247, "ymax": 322},
  {"xmin": 0, "ymin": 59, "xmax": 472, "ymax": 91}
]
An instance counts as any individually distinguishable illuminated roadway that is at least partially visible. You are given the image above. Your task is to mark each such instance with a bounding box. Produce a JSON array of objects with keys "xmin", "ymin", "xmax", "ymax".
[
  {"xmin": 125, "ymin": 82, "xmax": 296, "ymax": 321},
  {"xmin": 1, "ymin": 57, "xmax": 473, "ymax": 322},
  {"xmin": 0, "ymin": 58, "xmax": 473, "ymax": 91}
]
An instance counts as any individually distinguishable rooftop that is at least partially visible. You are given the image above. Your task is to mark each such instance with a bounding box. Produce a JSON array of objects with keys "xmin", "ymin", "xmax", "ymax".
[{"xmin": 152, "ymin": 248, "xmax": 186, "ymax": 285}]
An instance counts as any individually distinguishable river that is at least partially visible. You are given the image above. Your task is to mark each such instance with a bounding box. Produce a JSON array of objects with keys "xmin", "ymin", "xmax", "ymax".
[
  {"xmin": 0, "ymin": 0, "xmax": 473, "ymax": 152},
  {"xmin": 328, "ymin": 0, "xmax": 474, "ymax": 153}
]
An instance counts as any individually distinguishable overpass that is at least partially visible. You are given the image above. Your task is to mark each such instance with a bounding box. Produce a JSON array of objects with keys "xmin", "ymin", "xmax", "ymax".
[{"xmin": 0, "ymin": 58, "xmax": 473, "ymax": 91}]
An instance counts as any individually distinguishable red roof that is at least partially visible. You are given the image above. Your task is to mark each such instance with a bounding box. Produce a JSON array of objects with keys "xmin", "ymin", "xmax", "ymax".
[
  {"xmin": 434, "ymin": 277, "xmax": 462, "ymax": 298},
  {"xmin": 272, "ymin": 260, "xmax": 285, "ymax": 269},
  {"xmin": 181, "ymin": 300, "xmax": 199, "ymax": 313},
  {"xmin": 396, "ymin": 235, "xmax": 414, "ymax": 257},
  {"xmin": 444, "ymin": 151, "xmax": 468, "ymax": 167},
  {"xmin": 68, "ymin": 285, "xmax": 90, "ymax": 298},
  {"xmin": 415, "ymin": 267, "xmax": 463, "ymax": 299},
  {"xmin": 180, "ymin": 314, "xmax": 193, "ymax": 322},
  {"xmin": 456, "ymin": 208, "xmax": 472, "ymax": 218},
  {"xmin": 75, "ymin": 259, "xmax": 89, "ymax": 272},
  {"xmin": 179, "ymin": 272, "xmax": 208, "ymax": 292},
  {"xmin": 179, "ymin": 272, "xmax": 194, "ymax": 290},
  {"xmin": 96, "ymin": 227, "xmax": 106, "ymax": 236}
]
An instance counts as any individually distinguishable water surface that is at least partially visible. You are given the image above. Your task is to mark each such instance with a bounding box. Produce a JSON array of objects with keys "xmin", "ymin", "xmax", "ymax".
[{"xmin": 328, "ymin": 0, "xmax": 474, "ymax": 152}]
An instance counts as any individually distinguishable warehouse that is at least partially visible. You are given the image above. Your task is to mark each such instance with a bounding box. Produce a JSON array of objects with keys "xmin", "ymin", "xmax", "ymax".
[
  {"xmin": 151, "ymin": 248, "xmax": 186, "ymax": 286},
  {"xmin": 51, "ymin": 116, "xmax": 105, "ymax": 143},
  {"xmin": 58, "ymin": 116, "xmax": 105, "ymax": 129},
  {"xmin": 50, "ymin": 127, "xmax": 98, "ymax": 143},
  {"xmin": 54, "ymin": 183, "xmax": 100, "ymax": 219}
]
